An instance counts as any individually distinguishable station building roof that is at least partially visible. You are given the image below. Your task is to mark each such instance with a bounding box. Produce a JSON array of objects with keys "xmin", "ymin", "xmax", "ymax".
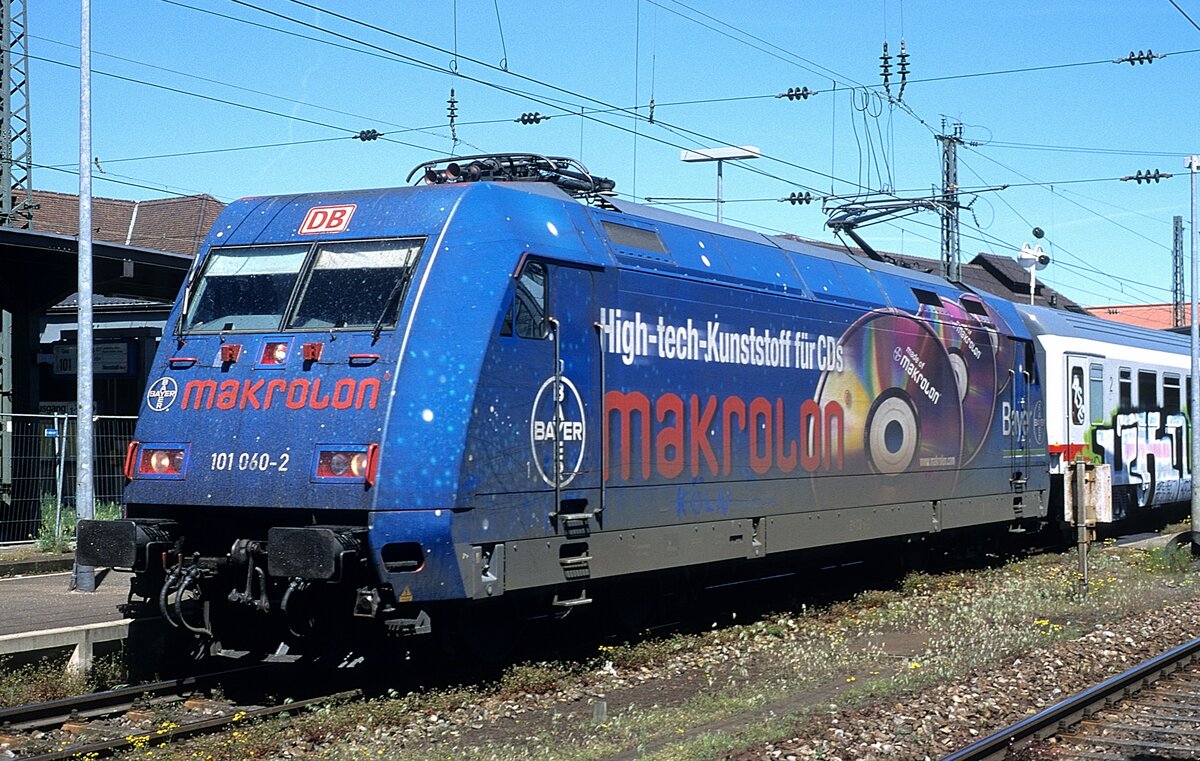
[{"xmin": 0, "ymin": 191, "xmax": 225, "ymax": 313}]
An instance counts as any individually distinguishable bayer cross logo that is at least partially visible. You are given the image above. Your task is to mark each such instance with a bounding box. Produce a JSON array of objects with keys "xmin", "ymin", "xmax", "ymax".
[
  {"xmin": 529, "ymin": 375, "xmax": 586, "ymax": 487},
  {"xmin": 146, "ymin": 377, "xmax": 178, "ymax": 412}
]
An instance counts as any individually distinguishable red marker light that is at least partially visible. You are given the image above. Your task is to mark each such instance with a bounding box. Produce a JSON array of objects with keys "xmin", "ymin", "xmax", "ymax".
[
  {"xmin": 136, "ymin": 446, "xmax": 188, "ymax": 478},
  {"xmin": 302, "ymin": 342, "xmax": 324, "ymax": 362},
  {"xmin": 313, "ymin": 443, "xmax": 380, "ymax": 487}
]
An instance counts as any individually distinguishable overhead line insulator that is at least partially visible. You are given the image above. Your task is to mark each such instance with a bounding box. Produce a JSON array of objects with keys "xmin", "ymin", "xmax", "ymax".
[
  {"xmin": 1114, "ymin": 49, "xmax": 1164, "ymax": 65},
  {"xmin": 880, "ymin": 41, "xmax": 892, "ymax": 98},
  {"xmin": 1120, "ymin": 169, "xmax": 1172, "ymax": 184},
  {"xmin": 777, "ymin": 87, "xmax": 816, "ymax": 101},
  {"xmin": 354, "ymin": 129, "xmax": 381, "ymax": 141},
  {"xmin": 516, "ymin": 112, "xmax": 549, "ymax": 125},
  {"xmin": 896, "ymin": 39, "xmax": 910, "ymax": 101},
  {"xmin": 780, "ymin": 191, "xmax": 814, "ymax": 205}
]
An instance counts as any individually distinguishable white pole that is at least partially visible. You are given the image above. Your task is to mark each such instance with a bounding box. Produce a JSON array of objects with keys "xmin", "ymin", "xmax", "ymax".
[
  {"xmin": 71, "ymin": 0, "xmax": 95, "ymax": 593},
  {"xmin": 716, "ymin": 159, "xmax": 724, "ymax": 224},
  {"xmin": 1189, "ymin": 155, "xmax": 1200, "ymax": 551}
]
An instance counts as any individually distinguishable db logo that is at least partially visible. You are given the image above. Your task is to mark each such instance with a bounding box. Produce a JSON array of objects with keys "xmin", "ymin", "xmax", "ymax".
[{"xmin": 299, "ymin": 204, "xmax": 356, "ymax": 235}]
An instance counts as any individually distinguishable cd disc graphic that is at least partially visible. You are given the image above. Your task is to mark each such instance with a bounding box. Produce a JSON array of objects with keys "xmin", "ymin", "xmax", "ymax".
[
  {"xmin": 917, "ymin": 297, "xmax": 1000, "ymax": 464},
  {"xmin": 815, "ymin": 311, "xmax": 963, "ymax": 499}
]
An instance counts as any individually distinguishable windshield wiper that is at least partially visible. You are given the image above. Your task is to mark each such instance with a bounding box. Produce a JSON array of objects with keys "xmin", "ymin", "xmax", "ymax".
[{"xmin": 371, "ymin": 276, "xmax": 408, "ymax": 343}]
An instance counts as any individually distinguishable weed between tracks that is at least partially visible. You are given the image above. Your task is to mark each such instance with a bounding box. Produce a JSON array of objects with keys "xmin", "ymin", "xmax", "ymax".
[
  {"xmin": 0, "ymin": 651, "xmax": 126, "ymax": 708},
  {"xmin": 3, "ymin": 541, "xmax": 1196, "ymax": 760}
]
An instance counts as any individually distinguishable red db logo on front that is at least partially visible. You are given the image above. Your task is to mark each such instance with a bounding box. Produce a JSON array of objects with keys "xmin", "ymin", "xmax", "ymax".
[{"xmin": 299, "ymin": 204, "xmax": 356, "ymax": 235}]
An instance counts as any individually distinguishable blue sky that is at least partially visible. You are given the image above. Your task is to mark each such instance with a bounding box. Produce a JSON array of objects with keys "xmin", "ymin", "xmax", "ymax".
[{"xmin": 36, "ymin": 1, "xmax": 1200, "ymax": 308}]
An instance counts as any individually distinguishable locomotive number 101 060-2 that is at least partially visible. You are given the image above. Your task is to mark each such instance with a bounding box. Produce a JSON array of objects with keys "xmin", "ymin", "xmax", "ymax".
[{"xmin": 209, "ymin": 451, "xmax": 291, "ymax": 472}]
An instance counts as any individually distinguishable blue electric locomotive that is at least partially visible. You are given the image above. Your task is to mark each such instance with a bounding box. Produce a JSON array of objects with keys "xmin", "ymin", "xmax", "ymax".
[{"xmin": 79, "ymin": 154, "xmax": 1049, "ymax": 655}]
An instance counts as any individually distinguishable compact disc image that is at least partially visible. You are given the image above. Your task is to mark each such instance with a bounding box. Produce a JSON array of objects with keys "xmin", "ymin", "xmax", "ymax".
[
  {"xmin": 916, "ymin": 296, "xmax": 1000, "ymax": 465},
  {"xmin": 814, "ymin": 310, "xmax": 964, "ymax": 500}
]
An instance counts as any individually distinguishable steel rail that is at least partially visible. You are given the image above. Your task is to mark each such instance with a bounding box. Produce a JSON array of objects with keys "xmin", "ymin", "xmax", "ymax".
[
  {"xmin": 941, "ymin": 634, "xmax": 1200, "ymax": 761},
  {"xmin": 21, "ymin": 688, "xmax": 362, "ymax": 761},
  {"xmin": 0, "ymin": 665, "xmax": 268, "ymax": 732}
]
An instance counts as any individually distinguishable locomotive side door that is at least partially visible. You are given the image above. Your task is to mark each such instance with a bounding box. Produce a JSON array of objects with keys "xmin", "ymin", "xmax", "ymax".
[
  {"xmin": 521, "ymin": 260, "xmax": 601, "ymax": 522},
  {"xmin": 1008, "ymin": 338, "xmax": 1036, "ymax": 490}
]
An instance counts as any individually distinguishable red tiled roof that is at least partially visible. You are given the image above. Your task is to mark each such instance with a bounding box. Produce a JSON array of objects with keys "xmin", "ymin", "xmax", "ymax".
[
  {"xmin": 25, "ymin": 190, "xmax": 223, "ymax": 257},
  {"xmin": 1084, "ymin": 303, "xmax": 1184, "ymax": 331}
]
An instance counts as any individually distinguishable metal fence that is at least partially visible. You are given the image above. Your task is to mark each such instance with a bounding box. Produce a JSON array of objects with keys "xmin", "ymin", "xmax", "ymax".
[{"xmin": 0, "ymin": 413, "xmax": 136, "ymax": 544}]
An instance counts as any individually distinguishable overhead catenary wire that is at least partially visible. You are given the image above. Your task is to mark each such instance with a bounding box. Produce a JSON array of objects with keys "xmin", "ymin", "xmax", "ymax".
[{"xmin": 29, "ymin": 0, "xmax": 1183, "ymax": 309}]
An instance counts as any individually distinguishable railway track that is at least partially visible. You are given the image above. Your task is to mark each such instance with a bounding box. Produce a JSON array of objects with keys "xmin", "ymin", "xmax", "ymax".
[
  {"xmin": 943, "ymin": 634, "xmax": 1200, "ymax": 760},
  {"xmin": 0, "ymin": 666, "xmax": 360, "ymax": 760}
]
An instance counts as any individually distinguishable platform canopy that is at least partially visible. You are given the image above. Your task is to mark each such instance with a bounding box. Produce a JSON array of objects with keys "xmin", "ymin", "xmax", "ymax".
[{"xmin": 0, "ymin": 227, "xmax": 190, "ymax": 312}]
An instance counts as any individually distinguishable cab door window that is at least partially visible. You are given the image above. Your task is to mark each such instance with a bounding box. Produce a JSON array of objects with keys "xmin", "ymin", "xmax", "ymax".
[{"xmin": 502, "ymin": 261, "xmax": 548, "ymax": 339}]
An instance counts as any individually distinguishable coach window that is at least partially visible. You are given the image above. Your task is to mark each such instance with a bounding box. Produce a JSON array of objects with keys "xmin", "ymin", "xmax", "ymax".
[
  {"xmin": 501, "ymin": 261, "xmax": 548, "ymax": 339},
  {"xmin": 1118, "ymin": 368, "xmax": 1132, "ymax": 410},
  {"xmin": 1138, "ymin": 370, "xmax": 1158, "ymax": 409},
  {"xmin": 1164, "ymin": 374, "xmax": 1181, "ymax": 414},
  {"xmin": 1089, "ymin": 365, "xmax": 1104, "ymax": 423}
]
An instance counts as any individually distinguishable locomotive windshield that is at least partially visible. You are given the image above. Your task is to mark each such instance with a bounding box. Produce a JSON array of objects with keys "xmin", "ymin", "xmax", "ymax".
[
  {"xmin": 181, "ymin": 238, "xmax": 423, "ymax": 334},
  {"xmin": 182, "ymin": 244, "xmax": 308, "ymax": 332},
  {"xmin": 289, "ymin": 239, "xmax": 422, "ymax": 330}
]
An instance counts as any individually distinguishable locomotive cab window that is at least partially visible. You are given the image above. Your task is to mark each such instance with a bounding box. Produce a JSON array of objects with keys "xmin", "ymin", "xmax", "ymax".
[
  {"xmin": 182, "ymin": 243, "xmax": 309, "ymax": 333},
  {"xmin": 501, "ymin": 261, "xmax": 548, "ymax": 339},
  {"xmin": 287, "ymin": 238, "xmax": 423, "ymax": 330}
]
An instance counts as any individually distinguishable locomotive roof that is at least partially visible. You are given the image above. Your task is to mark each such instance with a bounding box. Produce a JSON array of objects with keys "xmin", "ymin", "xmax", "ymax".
[
  {"xmin": 215, "ymin": 180, "xmax": 1028, "ymax": 335},
  {"xmin": 1017, "ymin": 302, "xmax": 1191, "ymax": 352}
]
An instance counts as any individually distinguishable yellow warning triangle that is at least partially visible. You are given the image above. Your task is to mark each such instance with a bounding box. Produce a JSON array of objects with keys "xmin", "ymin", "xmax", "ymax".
[{"xmin": 398, "ymin": 586, "xmax": 413, "ymax": 603}]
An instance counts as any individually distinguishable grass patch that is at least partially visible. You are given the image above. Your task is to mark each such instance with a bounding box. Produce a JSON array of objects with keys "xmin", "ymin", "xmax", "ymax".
[
  {"xmin": 34, "ymin": 497, "xmax": 121, "ymax": 553},
  {"xmin": 0, "ymin": 651, "xmax": 127, "ymax": 709}
]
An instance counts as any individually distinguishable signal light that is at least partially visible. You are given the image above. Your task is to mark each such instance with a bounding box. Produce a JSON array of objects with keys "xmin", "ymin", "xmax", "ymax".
[{"xmin": 135, "ymin": 445, "xmax": 188, "ymax": 479}]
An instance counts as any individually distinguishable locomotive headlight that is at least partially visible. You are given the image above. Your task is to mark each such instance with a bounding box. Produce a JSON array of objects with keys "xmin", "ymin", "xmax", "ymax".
[
  {"xmin": 314, "ymin": 444, "xmax": 379, "ymax": 487},
  {"xmin": 134, "ymin": 445, "xmax": 189, "ymax": 480},
  {"xmin": 260, "ymin": 340, "xmax": 290, "ymax": 365},
  {"xmin": 329, "ymin": 452, "xmax": 351, "ymax": 476}
]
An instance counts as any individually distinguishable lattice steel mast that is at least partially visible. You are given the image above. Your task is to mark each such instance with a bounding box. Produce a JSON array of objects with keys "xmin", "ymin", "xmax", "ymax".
[
  {"xmin": 0, "ymin": 0, "xmax": 33, "ymax": 227},
  {"xmin": 1174, "ymin": 215, "xmax": 1185, "ymax": 328},
  {"xmin": 937, "ymin": 122, "xmax": 964, "ymax": 283}
]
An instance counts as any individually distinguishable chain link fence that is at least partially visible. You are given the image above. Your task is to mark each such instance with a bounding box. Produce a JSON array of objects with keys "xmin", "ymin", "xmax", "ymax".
[{"xmin": 0, "ymin": 413, "xmax": 136, "ymax": 544}]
